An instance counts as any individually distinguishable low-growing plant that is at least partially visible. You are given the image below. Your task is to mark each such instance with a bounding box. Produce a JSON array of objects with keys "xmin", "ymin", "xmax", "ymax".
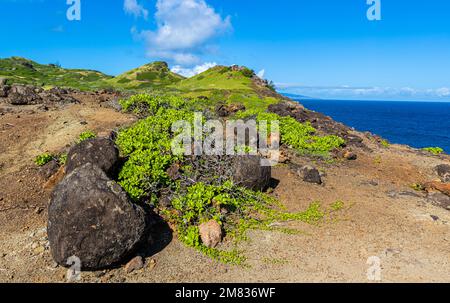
[
  {"xmin": 35, "ymin": 153, "xmax": 54, "ymax": 166},
  {"xmin": 423, "ymin": 147, "xmax": 444, "ymax": 155},
  {"xmin": 78, "ymin": 130, "xmax": 96, "ymax": 143},
  {"xmin": 330, "ymin": 200, "xmax": 345, "ymax": 211},
  {"xmin": 164, "ymin": 181, "xmax": 327, "ymax": 264},
  {"xmin": 119, "ymin": 93, "xmax": 189, "ymax": 116},
  {"xmin": 58, "ymin": 153, "xmax": 68, "ymax": 165},
  {"xmin": 380, "ymin": 139, "xmax": 390, "ymax": 148},
  {"xmin": 410, "ymin": 183, "xmax": 425, "ymax": 191},
  {"xmin": 234, "ymin": 110, "xmax": 345, "ymax": 157}
]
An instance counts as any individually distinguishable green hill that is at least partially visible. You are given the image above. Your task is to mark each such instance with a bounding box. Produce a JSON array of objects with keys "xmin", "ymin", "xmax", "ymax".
[
  {"xmin": 172, "ymin": 65, "xmax": 281, "ymax": 111},
  {"xmin": 109, "ymin": 61, "xmax": 185, "ymax": 89},
  {"xmin": 0, "ymin": 57, "xmax": 113, "ymax": 90}
]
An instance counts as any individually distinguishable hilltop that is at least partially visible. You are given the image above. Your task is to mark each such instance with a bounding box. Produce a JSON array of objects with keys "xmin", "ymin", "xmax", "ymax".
[
  {"xmin": 108, "ymin": 61, "xmax": 185, "ymax": 89},
  {"xmin": 0, "ymin": 57, "xmax": 112, "ymax": 91}
]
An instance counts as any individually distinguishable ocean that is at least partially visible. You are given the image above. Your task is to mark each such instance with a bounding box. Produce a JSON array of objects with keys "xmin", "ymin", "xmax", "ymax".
[{"xmin": 290, "ymin": 98, "xmax": 450, "ymax": 153}]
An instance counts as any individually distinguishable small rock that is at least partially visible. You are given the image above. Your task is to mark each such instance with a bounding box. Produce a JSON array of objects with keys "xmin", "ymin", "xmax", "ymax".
[
  {"xmin": 430, "ymin": 215, "xmax": 439, "ymax": 221},
  {"xmin": 436, "ymin": 164, "xmax": 450, "ymax": 182},
  {"xmin": 33, "ymin": 246, "xmax": 45, "ymax": 254},
  {"xmin": 199, "ymin": 220, "xmax": 222, "ymax": 248},
  {"xmin": 34, "ymin": 207, "xmax": 44, "ymax": 215},
  {"xmin": 124, "ymin": 256, "xmax": 144, "ymax": 273},
  {"xmin": 147, "ymin": 258, "xmax": 156, "ymax": 270},
  {"xmin": 343, "ymin": 150, "xmax": 357, "ymax": 160},
  {"xmin": 299, "ymin": 165, "xmax": 322, "ymax": 185},
  {"xmin": 216, "ymin": 104, "xmax": 245, "ymax": 117}
]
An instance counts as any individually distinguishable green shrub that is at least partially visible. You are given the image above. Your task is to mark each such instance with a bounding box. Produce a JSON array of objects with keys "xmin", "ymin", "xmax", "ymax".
[
  {"xmin": 240, "ymin": 67, "xmax": 254, "ymax": 78},
  {"xmin": 380, "ymin": 139, "xmax": 390, "ymax": 148},
  {"xmin": 119, "ymin": 93, "xmax": 188, "ymax": 116},
  {"xmin": 234, "ymin": 111, "xmax": 345, "ymax": 157},
  {"xmin": 423, "ymin": 147, "xmax": 444, "ymax": 155},
  {"xmin": 58, "ymin": 153, "xmax": 68, "ymax": 165},
  {"xmin": 35, "ymin": 153, "xmax": 54, "ymax": 166},
  {"xmin": 78, "ymin": 130, "xmax": 96, "ymax": 143}
]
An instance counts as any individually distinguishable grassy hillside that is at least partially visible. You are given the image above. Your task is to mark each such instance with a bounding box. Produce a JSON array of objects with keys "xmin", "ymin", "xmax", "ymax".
[
  {"xmin": 0, "ymin": 57, "xmax": 284, "ymax": 111},
  {"xmin": 0, "ymin": 57, "xmax": 113, "ymax": 90},
  {"xmin": 108, "ymin": 61, "xmax": 185, "ymax": 89},
  {"xmin": 172, "ymin": 65, "xmax": 280, "ymax": 111}
]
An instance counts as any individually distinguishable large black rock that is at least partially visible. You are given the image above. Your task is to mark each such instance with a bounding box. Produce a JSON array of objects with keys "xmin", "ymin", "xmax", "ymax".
[
  {"xmin": 232, "ymin": 155, "xmax": 271, "ymax": 191},
  {"xmin": 48, "ymin": 163, "xmax": 146, "ymax": 270},
  {"xmin": 65, "ymin": 138, "xmax": 119, "ymax": 177}
]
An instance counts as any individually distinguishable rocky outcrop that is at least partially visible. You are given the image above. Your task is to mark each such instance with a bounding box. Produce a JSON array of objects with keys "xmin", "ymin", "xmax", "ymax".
[
  {"xmin": 65, "ymin": 138, "xmax": 120, "ymax": 177},
  {"xmin": 48, "ymin": 163, "xmax": 147, "ymax": 270},
  {"xmin": 232, "ymin": 155, "xmax": 271, "ymax": 191},
  {"xmin": 0, "ymin": 83, "xmax": 78, "ymax": 105}
]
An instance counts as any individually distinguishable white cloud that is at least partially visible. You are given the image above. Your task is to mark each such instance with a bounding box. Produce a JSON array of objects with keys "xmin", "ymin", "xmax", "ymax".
[
  {"xmin": 256, "ymin": 69, "xmax": 265, "ymax": 79},
  {"xmin": 277, "ymin": 84, "xmax": 450, "ymax": 100},
  {"xmin": 133, "ymin": 0, "xmax": 231, "ymax": 65},
  {"xmin": 171, "ymin": 62, "xmax": 217, "ymax": 77},
  {"xmin": 436, "ymin": 87, "xmax": 450, "ymax": 97},
  {"xmin": 124, "ymin": 0, "xmax": 148, "ymax": 19}
]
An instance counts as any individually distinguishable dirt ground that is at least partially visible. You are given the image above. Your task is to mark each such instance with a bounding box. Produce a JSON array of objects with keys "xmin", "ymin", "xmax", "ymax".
[{"xmin": 0, "ymin": 97, "xmax": 449, "ymax": 283}]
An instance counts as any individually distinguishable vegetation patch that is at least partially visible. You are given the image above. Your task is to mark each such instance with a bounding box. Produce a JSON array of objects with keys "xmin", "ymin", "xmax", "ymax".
[
  {"xmin": 423, "ymin": 147, "xmax": 444, "ymax": 155},
  {"xmin": 34, "ymin": 153, "xmax": 54, "ymax": 166},
  {"xmin": 115, "ymin": 94, "xmax": 336, "ymax": 265},
  {"xmin": 234, "ymin": 110, "xmax": 345, "ymax": 157},
  {"xmin": 78, "ymin": 130, "xmax": 97, "ymax": 143}
]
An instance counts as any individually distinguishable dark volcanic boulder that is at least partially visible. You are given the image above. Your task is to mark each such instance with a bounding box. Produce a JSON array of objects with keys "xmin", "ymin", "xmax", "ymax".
[
  {"xmin": 66, "ymin": 138, "xmax": 119, "ymax": 177},
  {"xmin": 7, "ymin": 85, "xmax": 42, "ymax": 105},
  {"xmin": 232, "ymin": 155, "xmax": 271, "ymax": 191},
  {"xmin": 0, "ymin": 85, "xmax": 10, "ymax": 98},
  {"xmin": 299, "ymin": 165, "xmax": 322, "ymax": 185},
  {"xmin": 436, "ymin": 164, "xmax": 450, "ymax": 183},
  {"xmin": 216, "ymin": 104, "xmax": 246, "ymax": 117},
  {"xmin": 48, "ymin": 163, "xmax": 146, "ymax": 270}
]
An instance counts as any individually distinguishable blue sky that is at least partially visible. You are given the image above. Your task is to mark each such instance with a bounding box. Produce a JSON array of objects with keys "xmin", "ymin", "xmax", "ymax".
[{"xmin": 1, "ymin": 0, "xmax": 450, "ymax": 100}]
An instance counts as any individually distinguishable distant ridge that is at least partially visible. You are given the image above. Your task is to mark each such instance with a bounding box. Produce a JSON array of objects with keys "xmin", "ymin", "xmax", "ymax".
[{"xmin": 0, "ymin": 57, "xmax": 288, "ymax": 107}]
